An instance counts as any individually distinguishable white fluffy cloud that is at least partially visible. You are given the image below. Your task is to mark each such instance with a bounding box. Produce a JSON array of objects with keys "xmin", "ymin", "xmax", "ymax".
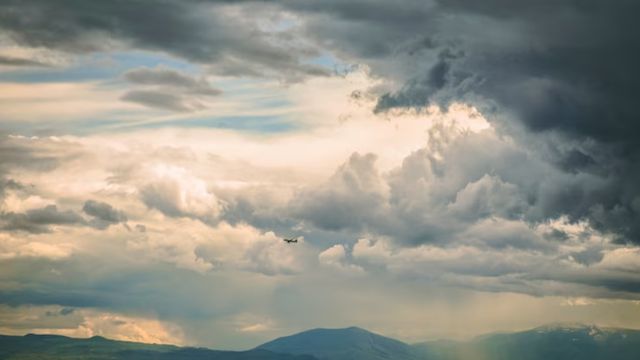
[
  {"xmin": 0, "ymin": 305, "xmax": 185, "ymax": 345},
  {"xmin": 141, "ymin": 164, "xmax": 223, "ymax": 222},
  {"xmin": 1, "ymin": 104, "xmax": 637, "ymax": 300},
  {"xmin": 319, "ymin": 244, "xmax": 363, "ymax": 274}
]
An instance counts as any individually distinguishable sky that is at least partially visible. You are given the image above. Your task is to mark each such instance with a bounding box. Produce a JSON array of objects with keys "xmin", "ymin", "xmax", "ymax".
[{"xmin": 1, "ymin": 0, "xmax": 640, "ymax": 350}]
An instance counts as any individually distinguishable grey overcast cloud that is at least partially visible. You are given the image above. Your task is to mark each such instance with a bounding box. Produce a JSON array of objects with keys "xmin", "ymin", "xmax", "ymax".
[{"xmin": 0, "ymin": 0, "xmax": 639, "ymax": 351}]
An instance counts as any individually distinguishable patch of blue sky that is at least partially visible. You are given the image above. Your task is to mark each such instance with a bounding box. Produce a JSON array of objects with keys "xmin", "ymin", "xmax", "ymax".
[
  {"xmin": 211, "ymin": 78, "xmax": 296, "ymax": 110},
  {"xmin": 1, "ymin": 111, "xmax": 300, "ymax": 136},
  {"xmin": 213, "ymin": 77, "xmax": 282, "ymax": 95},
  {"xmin": 271, "ymin": 17, "xmax": 297, "ymax": 32},
  {"xmin": 305, "ymin": 52, "xmax": 355, "ymax": 75},
  {"xmin": 308, "ymin": 53, "xmax": 339, "ymax": 68},
  {"xmin": 2, "ymin": 106, "xmax": 300, "ymax": 134},
  {"xmin": 0, "ymin": 50, "xmax": 199, "ymax": 83},
  {"xmin": 0, "ymin": 113, "xmax": 133, "ymax": 137},
  {"xmin": 254, "ymin": 98, "xmax": 294, "ymax": 109},
  {"xmin": 236, "ymin": 90, "xmax": 294, "ymax": 110}
]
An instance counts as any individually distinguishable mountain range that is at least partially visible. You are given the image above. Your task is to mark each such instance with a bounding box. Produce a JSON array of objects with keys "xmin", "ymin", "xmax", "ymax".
[{"xmin": 1, "ymin": 324, "xmax": 639, "ymax": 360}]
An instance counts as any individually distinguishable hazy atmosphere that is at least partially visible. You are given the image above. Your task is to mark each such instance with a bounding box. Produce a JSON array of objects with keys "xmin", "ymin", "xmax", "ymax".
[{"xmin": 1, "ymin": 0, "xmax": 640, "ymax": 351}]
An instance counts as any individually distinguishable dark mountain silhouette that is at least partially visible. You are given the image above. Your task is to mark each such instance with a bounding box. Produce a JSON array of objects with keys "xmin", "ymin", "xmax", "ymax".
[
  {"xmin": 414, "ymin": 324, "xmax": 640, "ymax": 360},
  {"xmin": 256, "ymin": 326, "xmax": 423, "ymax": 360},
  {"xmin": 0, "ymin": 333, "xmax": 316, "ymax": 360},
  {"xmin": 2, "ymin": 324, "xmax": 640, "ymax": 360}
]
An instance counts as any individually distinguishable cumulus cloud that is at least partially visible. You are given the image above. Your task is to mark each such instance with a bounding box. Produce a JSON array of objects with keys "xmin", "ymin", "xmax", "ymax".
[
  {"xmin": 0, "ymin": 305, "xmax": 185, "ymax": 345},
  {"xmin": 140, "ymin": 164, "xmax": 223, "ymax": 223},
  {"xmin": 1, "ymin": 108, "xmax": 637, "ymax": 305},
  {"xmin": 193, "ymin": 223, "xmax": 310, "ymax": 276},
  {"xmin": 293, "ymin": 152, "xmax": 388, "ymax": 232},
  {"xmin": 447, "ymin": 175, "xmax": 527, "ymax": 221},
  {"xmin": 347, "ymin": 234, "xmax": 640, "ymax": 299},
  {"xmin": 318, "ymin": 245, "xmax": 347, "ymax": 266},
  {"xmin": 279, "ymin": 0, "xmax": 640, "ymax": 243},
  {"xmin": 282, "ymin": 119, "xmax": 630, "ymax": 257},
  {"xmin": 318, "ymin": 244, "xmax": 363, "ymax": 273},
  {"xmin": 83, "ymin": 200, "xmax": 127, "ymax": 229}
]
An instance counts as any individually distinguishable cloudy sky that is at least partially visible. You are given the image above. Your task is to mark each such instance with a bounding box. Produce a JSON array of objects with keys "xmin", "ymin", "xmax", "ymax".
[{"xmin": 1, "ymin": 0, "xmax": 640, "ymax": 350}]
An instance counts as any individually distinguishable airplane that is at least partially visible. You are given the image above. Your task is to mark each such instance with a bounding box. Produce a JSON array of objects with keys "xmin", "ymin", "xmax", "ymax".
[{"xmin": 283, "ymin": 238, "xmax": 298, "ymax": 244}]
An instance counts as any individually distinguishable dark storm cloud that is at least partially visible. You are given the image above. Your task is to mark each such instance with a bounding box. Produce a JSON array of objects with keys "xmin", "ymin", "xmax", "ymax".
[
  {"xmin": 0, "ymin": 55, "xmax": 50, "ymax": 67},
  {"xmin": 295, "ymin": 0, "xmax": 640, "ymax": 150},
  {"xmin": 273, "ymin": 0, "xmax": 640, "ymax": 244},
  {"xmin": 373, "ymin": 47, "xmax": 470, "ymax": 113},
  {"xmin": 284, "ymin": 0, "xmax": 640, "ymax": 146},
  {"xmin": 83, "ymin": 200, "xmax": 127, "ymax": 229},
  {"xmin": 0, "ymin": 0, "xmax": 327, "ymax": 79},
  {"xmin": 432, "ymin": 0, "xmax": 640, "ymax": 149},
  {"xmin": 281, "ymin": 0, "xmax": 439, "ymax": 59},
  {"xmin": 1, "ymin": 205, "xmax": 85, "ymax": 233}
]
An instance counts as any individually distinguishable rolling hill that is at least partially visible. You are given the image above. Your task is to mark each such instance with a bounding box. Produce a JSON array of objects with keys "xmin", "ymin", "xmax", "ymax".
[
  {"xmin": 255, "ymin": 326, "xmax": 422, "ymax": 360},
  {"xmin": 2, "ymin": 324, "xmax": 640, "ymax": 360},
  {"xmin": 0, "ymin": 333, "xmax": 316, "ymax": 360},
  {"xmin": 414, "ymin": 324, "xmax": 640, "ymax": 360}
]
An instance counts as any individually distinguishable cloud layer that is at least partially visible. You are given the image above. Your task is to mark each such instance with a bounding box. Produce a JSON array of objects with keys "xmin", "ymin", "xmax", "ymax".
[{"xmin": 1, "ymin": 0, "xmax": 639, "ymax": 349}]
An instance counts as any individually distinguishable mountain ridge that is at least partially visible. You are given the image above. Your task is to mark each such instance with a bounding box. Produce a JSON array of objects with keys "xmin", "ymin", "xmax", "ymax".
[
  {"xmin": 416, "ymin": 323, "xmax": 640, "ymax": 360},
  {"xmin": 2, "ymin": 324, "xmax": 640, "ymax": 360},
  {"xmin": 0, "ymin": 333, "xmax": 316, "ymax": 360},
  {"xmin": 256, "ymin": 326, "xmax": 422, "ymax": 360}
]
